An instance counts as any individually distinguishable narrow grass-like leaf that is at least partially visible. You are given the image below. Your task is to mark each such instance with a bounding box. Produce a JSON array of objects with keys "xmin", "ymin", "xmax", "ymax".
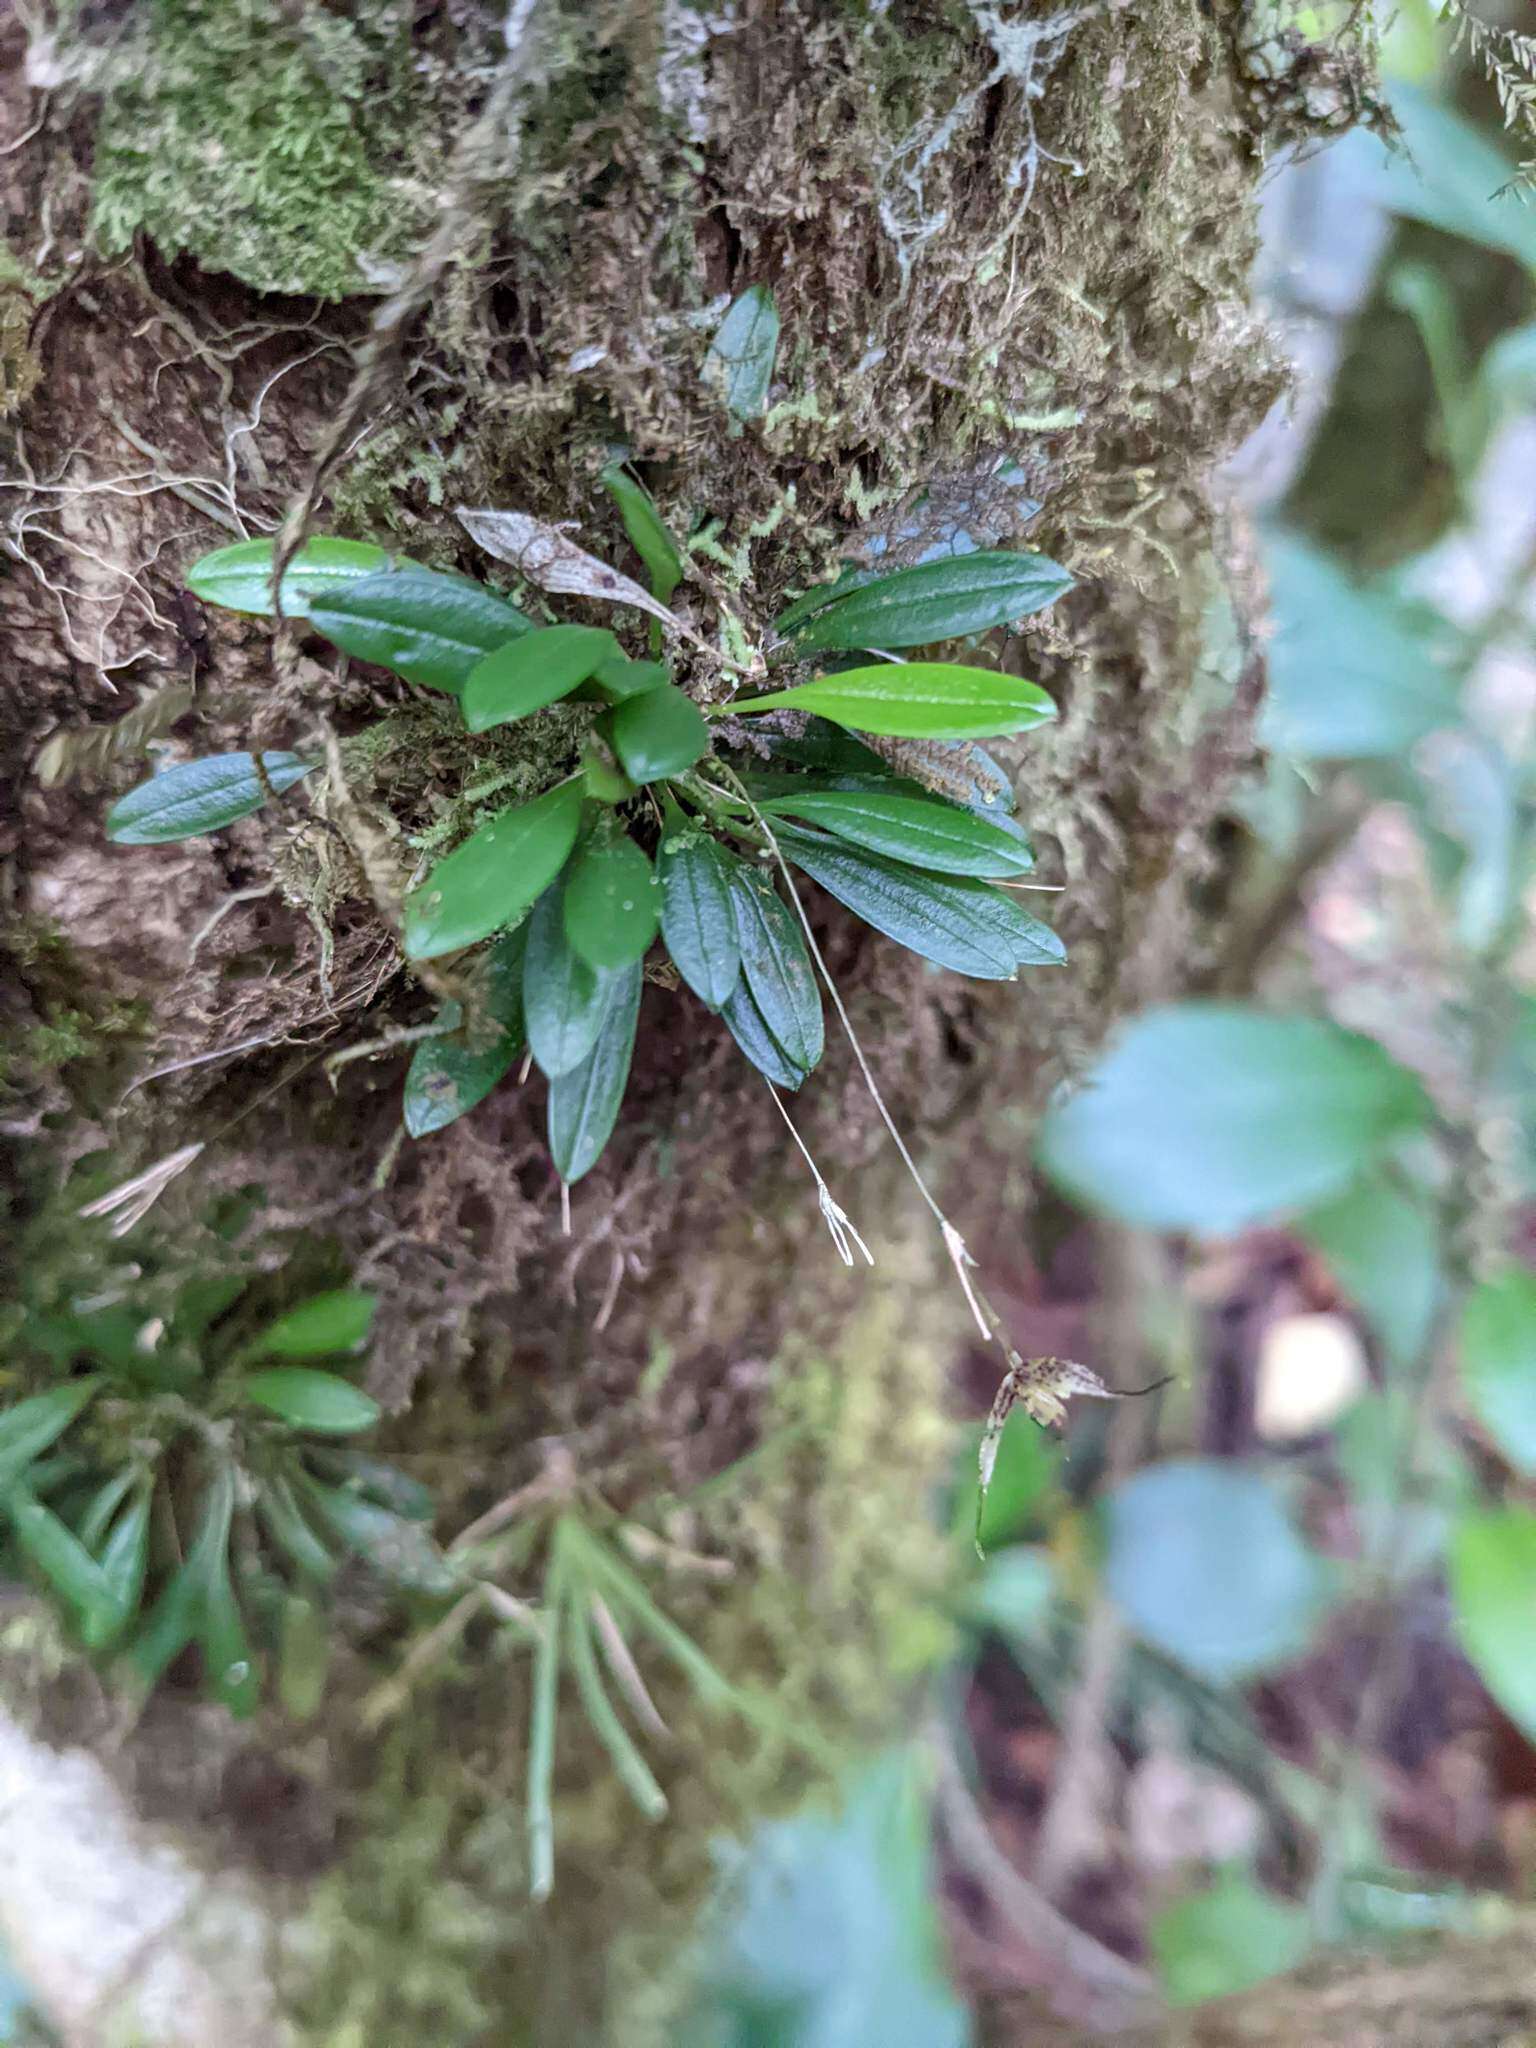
[
  {"xmin": 200, "ymin": 1542, "xmax": 258, "ymax": 1716},
  {"xmin": 6, "ymin": 1486, "xmax": 118, "ymax": 1644},
  {"xmin": 75, "ymin": 1467, "xmax": 139, "ymax": 1552},
  {"xmin": 92, "ymin": 1487, "xmax": 151, "ymax": 1648},
  {"xmin": 404, "ymin": 779, "xmax": 583, "ymax": 961},
  {"xmin": 569, "ymin": 1521, "xmax": 734, "ymax": 1709},
  {"xmin": 563, "ymin": 820, "xmax": 659, "ymax": 970},
  {"xmin": 185, "ymin": 535, "xmax": 392, "ymax": 618},
  {"xmin": 779, "ymin": 826, "xmax": 1064, "ymax": 978},
  {"xmin": 315, "ymin": 1450, "xmax": 435, "ymax": 1523},
  {"xmin": 608, "ymin": 684, "xmax": 710, "ymax": 784},
  {"xmin": 723, "ymin": 858, "xmax": 824, "ymax": 1071},
  {"xmin": 0, "ymin": 1380, "xmax": 100, "ymax": 1494},
  {"xmin": 528, "ymin": 1556, "xmax": 564, "ymax": 1900},
  {"xmin": 547, "ymin": 962, "xmax": 643, "ymax": 1184},
  {"xmin": 720, "ymin": 978, "xmax": 808, "ymax": 1090},
  {"xmin": 703, "ymin": 285, "xmax": 780, "ymax": 421},
  {"xmin": 239, "ymin": 1367, "xmax": 382, "ymax": 1435},
  {"xmin": 253, "ymin": 1288, "xmax": 376, "ymax": 1360},
  {"xmin": 309, "ymin": 567, "xmax": 531, "ymax": 694},
  {"xmin": 599, "ymin": 463, "xmax": 683, "ymax": 605},
  {"xmin": 129, "ymin": 1559, "xmax": 203, "ymax": 1691},
  {"xmin": 256, "ymin": 1474, "xmax": 337, "ymax": 1583},
  {"xmin": 756, "ymin": 788, "xmax": 1034, "ymax": 877},
  {"xmin": 731, "ymin": 663, "xmax": 1056, "ymax": 741},
  {"xmin": 657, "ymin": 819, "xmax": 741, "ymax": 1011},
  {"xmin": 462, "ymin": 624, "xmax": 619, "ymax": 733},
  {"xmin": 524, "ymin": 883, "xmax": 613, "ymax": 1079},
  {"xmin": 564, "ymin": 1569, "xmax": 668, "ymax": 1819},
  {"xmin": 778, "ymin": 550, "xmax": 1074, "ymax": 651},
  {"xmin": 107, "ymin": 752, "xmax": 312, "ymax": 844}
]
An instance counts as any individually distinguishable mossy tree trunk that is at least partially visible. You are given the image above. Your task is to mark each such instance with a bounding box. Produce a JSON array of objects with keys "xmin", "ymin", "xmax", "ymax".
[{"xmin": 2, "ymin": 3, "xmax": 1319, "ymax": 2041}]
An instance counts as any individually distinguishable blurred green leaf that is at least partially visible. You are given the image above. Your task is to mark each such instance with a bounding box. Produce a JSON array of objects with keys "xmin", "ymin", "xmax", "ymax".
[
  {"xmin": 6, "ymin": 1486, "xmax": 120, "ymax": 1645},
  {"xmin": 1259, "ymin": 534, "xmax": 1458, "ymax": 759},
  {"xmin": 971, "ymin": 1548, "xmax": 1057, "ymax": 1651},
  {"xmin": 461, "ymin": 624, "xmax": 618, "ymax": 733},
  {"xmin": 253, "ymin": 1289, "xmax": 376, "ymax": 1360},
  {"xmin": 238, "ymin": 1367, "xmax": 381, "ymax": 1435},
  {"xmin": 1337, "ymin": 82, "xmax": 1536, "ymax": 270},
  {"xmin": 1038, "ymin": 1004, "xmax": 1431, "ymax": 1234},
  {"xmin": 1449, "ymin": 1507, "xmax": 1536, "ymax": 1739},
  {"xmin": 1105, "ymin": 1460, "xmax": 1326, "ymax": 1682},
  {"xmin": 0, "ymin": 1380, "xmax": 100, "ymax": 1495},
  {"xmin": 1152, "ymin": 1868, "xmax": 1311, "ymax": 2007},
  {"xmin": 685, "ymin": 1749, "xmax": 971, "ymax": 2048},
  {"xmin": 704, "ymin": 285, "xmax": 781, "ymax": 421},
  {"xmin": 1300, "ymin": 1171, "xmax": 1441, "ymax": 1370},
  {"xmin": 953, "ymin": 1408, "xmax": 1060, "ymax": 1552},
  {"xmin": 1460, "ymin": 1267, "xmax": 1536, "ymax": 1472}
]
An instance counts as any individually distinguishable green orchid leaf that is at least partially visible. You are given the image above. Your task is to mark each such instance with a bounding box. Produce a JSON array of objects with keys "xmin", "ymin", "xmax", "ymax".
[
  {"xmin": 719, "ymin": 976, "xmax": 809, "ymax": 1090},
  {"xmin": 587, "ymin": 653, "xmax": 671, "ymax": 703},
  {"xmin": 255, "ymin": 1474, "xmax": 337, "ymax": 1584},
  {"xmin": 607, "ymin": 683, "xmax": 710, "ymax": 784},
  {"xmin": 778, "ymin": 549, "xmax": 1074, "ymax": 651},
  {"xmin": 703, "ymin": 285, "xmax": 780, "ymax": 421},
  {"xmin": 723, "ymin": 857, "xmax": 823, "ymax": 1072},
  {"xmin": 563, "ymin": 818, "xmax": 660, "ymax": 970},
  {"xmin": 524, "ymin": 881, "xmax": 616, "ymax": 1079},
  {"xmin": 778, "ymin": 826, "xmax": 1062, "ymax": 978},
  {"xmin": 311, "ymin": 1450, "xmax": 435, "ymax": 1523},
  {"xmin": 252, "ymin": 1288, "xmax": 376, "ymax": 1360},
  {"xmin": 461, "ymin": 624, "xmax": 620, "ymax": 734},
  {"xmin": 731, "ymin": 663, "xmax": 1056, "ymax": 741},
  {"xmin": 403, "ymin": 924, "xmax": 528, "ymax": 1137},
  {"xmin": 185, "ymin": 535, "xmax": 393, "ymax": 618},
  {"xmin": 239, "ymin": 1367, "xmax": 382, "ymax": 1435},
  {"xmin": 756, "ymin": 787, "xmax": 1034, "ymax": 877},
  {"xmin": 92, "ymin": 1488, "xmax": 152, "ymax": 1649},
  {"xmin": 106, "ymin": 752, "xmax": 312, "ymax": 844},
  {"xmin": 599, "ymin": 462, "xmax": 683, "ymax": 604},
  {"xmin": 403, "ymin": 779, "xmax": 583, "ymax": 961},
  {"xmin": 200, "ymin": 1542, "xmax": 259, "ymax": 1717},
  {"xmin": 657, "ymin": 817, "xmax": 742, "ymax": 1011},
  {"xmin": 6, "ymin": 1486, "xmax": 120, "ymax": 1645},
  {"xmin": 0, "ymin": 1380, "xmax": 101, "ymax": 1495},
  {"xmin": 309, "ymin": 566, "xmax": 531, "ymax": 694},
  {"xmin": 301, "ymin": 1480, "xmax": 459, "ymax": 1596},
  {"xmin": 547, "ymin": 960, "xmax": 643, "ymax": 1184}
]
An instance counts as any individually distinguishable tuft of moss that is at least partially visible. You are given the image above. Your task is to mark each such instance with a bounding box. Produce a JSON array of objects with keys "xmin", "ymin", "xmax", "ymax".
[{"xmin": 86, "ymin": 0, "xmax": 474, "ymax": 300}]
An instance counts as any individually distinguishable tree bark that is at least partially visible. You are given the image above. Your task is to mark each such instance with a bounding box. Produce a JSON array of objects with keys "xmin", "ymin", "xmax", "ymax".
[{"xmin": 1, "ymin": 2, "xmax": 1313, "ymax": 2039}]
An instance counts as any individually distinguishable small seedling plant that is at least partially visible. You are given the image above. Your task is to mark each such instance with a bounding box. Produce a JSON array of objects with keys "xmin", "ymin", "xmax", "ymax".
[
  {"xmin": 0, "ymin": 1282, "xmax": 447, "ymax": 1715},
  {"xmin": 107, "ymin": 465, "xmax": 1075, "ymax": 1187}
]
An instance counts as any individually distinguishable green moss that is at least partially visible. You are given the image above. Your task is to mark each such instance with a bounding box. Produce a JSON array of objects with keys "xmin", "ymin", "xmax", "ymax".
[{"xmin": 87, "ymin": 0, "xmax": 462, "ymax": 299}]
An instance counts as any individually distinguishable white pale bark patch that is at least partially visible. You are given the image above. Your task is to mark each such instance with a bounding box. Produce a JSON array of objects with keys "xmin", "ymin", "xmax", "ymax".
[{"xmin": 0, "ymin": 1711, "xmax": 281, "ymax": 2046}]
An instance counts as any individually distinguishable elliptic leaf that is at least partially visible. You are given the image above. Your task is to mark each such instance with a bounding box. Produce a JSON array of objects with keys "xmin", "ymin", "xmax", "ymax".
[
  {"xmin": 106, "ymin": 752, "xmax": 311, "ymax": 844},
  {"xmin": 461, "ymin": 624, "xmax": 619, "ymax": 733},
  {"xmin": 657, "ymin": 820, "xmax": 741, "ymax": 1011},
  {"xmin": 779, "ymin": 827, "xmax": 1061, "ymax": 979},
  {"xmin": 403, "ymin": 779, "xmax": 583, "ymax": 961},
  {"xmin": 92, "ymin": 1488, "xmax": 152, "ymax": 1648},
  {"xmin": 302, "ymin": 1482, "xmax": 458, "ymax": 1595},
  {"xmin": 1450, "ymin": 1508, "xmax": 1536, "ymax": 1740},
  {"xmin": 733, "ymin": 663, "xmax": 1057, "ymax": 741},
  {"xmin": 1152, "ymin": 1871, "xmax": 1312, "ymax": 2008},
  {"xmin": 1105, "ymin": 1460, "xmax": 1326, "ymax": 1682},
  {"xmin": 1038, "ymin": 1005, "xmax": 1431, "ymax": 1234},
  {"xmin": 402, "ymin": 924, "xmax": 528, "ymax": 1137},
  {"xmin": 599, "ymin": 462, "xmax": 683, "ymax": 604},
  {"xmin": 587, "ymin": 653, "xmax": 670, "ymax": 704},
  {"xmin": 719, "ymin": 976, "xmax": 809, "ymax": 1090},
  {"xmin": 779, "ymin": 550, "xmax": 1074, "ymax": 652},
  {"xmin": 757, "ymin": 787, "xmax": 1034, "ymax": 877},
  {"xmin": 524, "ymin": 882, "xmax": 615, "ymax": 1079},
  {"xmin": 239, "ymin": 1367, "xmax": 382, "ymax": 1435},
  {"xmin": 724, "ymin": 859, "xmax": 824, "ymax": 1073},
  {"xmin": 1460, "ymin": 1267, "xmax": 1536, "ymax": 1473},
  {"xmin": 608, "ymin": 684, "xmax": 710, "ymax": 784},
  {"xmin": 703, "ymin": 285, "xmax": 780, "ymax": 421},
  {"xmin": 6, "ymin": 1487, "xmax": 118, "ymax": 1645},
  {"xmin": 185, "ymin": 535, "xmax": 392, "ymax": 618},
  {"xmin": 252, "ymin": 1288, "xmax": 377, "ymax": 1360},
  {"xmin": 309, "ymin": 567, "xmax": 531, "ymax": 694},
  {"xmin": 563, "ymin": 820, "xmax": 659, "ymax": 970},
  {"xmin": 547, "ymin": 960, "xmax": 643, "ymax": 1183}
]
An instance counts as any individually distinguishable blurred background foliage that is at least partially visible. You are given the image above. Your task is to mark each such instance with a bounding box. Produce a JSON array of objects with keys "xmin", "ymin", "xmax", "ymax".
[{"xmin": 669, "ymin": 4, "xmax": 1536, "ymax": 2041}]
